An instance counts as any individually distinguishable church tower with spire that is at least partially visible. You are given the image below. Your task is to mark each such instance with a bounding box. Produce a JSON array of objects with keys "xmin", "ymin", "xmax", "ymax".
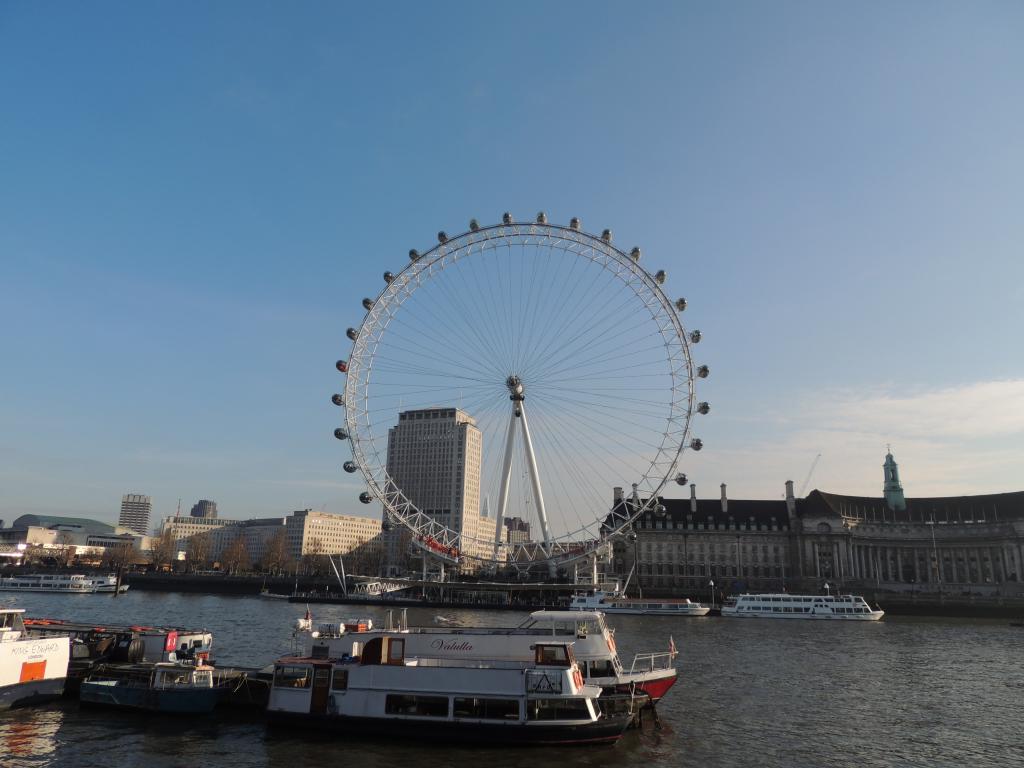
[{"xmin": 883, "ymin": 448, "xmax": 906, "ymax": 511}]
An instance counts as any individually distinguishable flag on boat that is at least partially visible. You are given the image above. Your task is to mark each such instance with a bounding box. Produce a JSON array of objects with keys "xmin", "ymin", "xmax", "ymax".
[{"xmin": 669, "ymin": 635, "xmax": 677, "ymax": 658}]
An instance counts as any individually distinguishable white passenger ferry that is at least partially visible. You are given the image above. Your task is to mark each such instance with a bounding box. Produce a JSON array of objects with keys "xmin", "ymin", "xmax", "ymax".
[
  {"xmin": 300, "ymin": 609, "xmax": 679, "ymax": 703},
  {"xmin": 268, "ymin": 637, "xmax": 631, "ymax": 745},
  {"xmin": 721, "ymin": 593, "xmax": 884, "ymax": 620},
  {"xmin": 0, "ymin": 574, "xmax": 128, "ymax": 594},
  {"xmin": 0, "ymin": 609, "xmax": 71, "ymax": 710},
  {"xmin": 570, "ymin": 589, "xmax": 710, "ymax": 617}
]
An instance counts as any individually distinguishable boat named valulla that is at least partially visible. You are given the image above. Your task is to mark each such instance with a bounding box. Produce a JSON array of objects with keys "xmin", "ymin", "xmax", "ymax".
[
  {"xmin": 1, "ymin": 609, "xmax": 70, "ymax": 710},
  {"xmin": 721, "ymin": 593, "xmax": 884, "ymax": 620},
  {"xmin": 268, "ymin": 635, "xmax": 631, "ymax": 745},
  {"xmin": 300, "ymin": 609, "xmax": 679, "ymax": 704}
]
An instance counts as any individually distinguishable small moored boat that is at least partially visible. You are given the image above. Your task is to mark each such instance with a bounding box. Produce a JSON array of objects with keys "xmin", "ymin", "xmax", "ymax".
[{"xmin": 79, "ymin": 662, "xmax": 224, "ymax": 713}]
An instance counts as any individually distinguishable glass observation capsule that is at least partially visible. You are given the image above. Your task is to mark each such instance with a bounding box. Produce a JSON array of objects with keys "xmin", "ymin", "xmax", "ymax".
[
  {"xmin": 359, "ymin": 492, "xmax": 372, "ymax": 504},
  {"xmin": 690, "ymin": 438, "xmax": 704, "ymax": 451},
  {"xmin": 331, "ymin": 394, "xmax": 344, "ymax": 406},
  {"xmin": 334, "ymin": 428, "xmax": 349, "ymax": 440},
  {"xmin": 343, "ymin": 461, "xmax": 358, "ymax": 473},
  {"xmin": 335, "ymin": 360, "xmax": 348, "ymax": 373}
]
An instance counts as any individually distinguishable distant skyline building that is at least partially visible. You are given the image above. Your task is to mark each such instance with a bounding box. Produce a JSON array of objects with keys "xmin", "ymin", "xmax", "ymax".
[
  {"xmin": 118, "ymin": 494, "xmax": 152, "ymax": 535},
  {"xmin": 504, "ymin": 516, "xmax": 531, "ymax": 545},
  {"xmin": 190, "ymin": 499, "xmax": 218, "ymax": 519},
  {"xmin": 384, "ymin": 407, "xmax": 492, "ymax": 568}
]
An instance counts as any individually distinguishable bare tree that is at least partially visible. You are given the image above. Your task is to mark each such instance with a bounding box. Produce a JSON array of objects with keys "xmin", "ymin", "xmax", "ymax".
[
  {"xmin": 262, "ymin": 529, "xmax": 292, "ymax": 575},
  {"xmin": 150, "ymin": 529, "xmax": 178, "ymax": 571},
  {"xmin": 101, "ymin": 540, "xmax": 136, "ymax": 572},
  {"xmin": 186, "ymin": 532, "xmax": 213, "ymax": 572},
  {"xmin": 55, "ymin": 532, "xmax": 75, "ymax": 568},
  {"xmin": 301, "ymin": 537, "xmax": 326, "ymax": 576},
  {"xmin": 221, "ymin": 535, "xmax": 251, "ymax": 575}
]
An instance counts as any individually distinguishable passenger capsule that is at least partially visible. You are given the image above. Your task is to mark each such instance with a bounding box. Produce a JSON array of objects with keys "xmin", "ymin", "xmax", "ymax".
[
  {"xmin": 675, "ymin": 473, "xmax": 688, "ymax": 486},
  {"xmin": 469, "ymin": 219, "xmax": 480, "ymax": 231},
  {"xmin": 343, "ymin": 461, "xmax": 358, "ymax": 473},
  {"xmin": 362, "ymin": 297, "xmax": 373, "ymax": 311},
  {"xmin": 690, "ymin": 330, "xmax": 702, "ymax": 344},
  {"xmin": 655, "ymin": 504, "xmax": 667, "ymax": 517},
  {"xmin": 346, "ymin": 327, "xmax": 358, "ymax": 341},
  {"xmin": 630, "ymin": 247, "xmax": 641, "ymax": 262},
  {"xmin": 654, "ymin": 270, "xmax": 667, "ymax": 284},
  {"xmin": 331, "ymin": 394, "xmax": 345, "ymax": 406},
  {"xmin": 675, "ymin": 298, "xmax": 687, "ymax": 312},
  {"xmin": 536, "ymin": 211, "xmax": 547, "ymax": 224},
  {"xmin": 383, "ymin": 271, "xmax": 395, "ymax": 283},
  {"xmin": 569, "ymin": 217, "xmax": 581, "ymax": 230},
  {"xmin": 335, "ymin": 360, "xmax": 348, "ymax": 373},
  {"xmin": 690, "ymin": 438, "xmax": 704, "ymax": 451},
  {"xmin": 601, "ymin": 229, "xmax": 612, "ymax": 243},
  {"xmin": 437, "ymin": 231, "xmax": 448, "ymax": 244},
  {"xmin": 502, "ymin": 212, "xmax": 513, "ymax": 225},
  {"xmin": 409, "ymin": 249, "xmax": 420, "ymax": 262},
  {"xmin": 334, "ymin": 428, "xmax": 349, "ymax": 440},
  {"xmin": 697, "ymin": 365, "xmax": 710, "ymax": 378},
  {"xmin": 359, "ymin": 492, "xmax": 372, "ymax": 504},
  {"xmin": 697, "ymin": 401, "xmax": 710, "ymax": 415}
]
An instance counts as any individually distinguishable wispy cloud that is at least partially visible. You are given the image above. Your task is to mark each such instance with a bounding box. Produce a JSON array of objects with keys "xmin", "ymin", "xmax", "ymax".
[{"xmin": 681, "ymin": 379, "xmax": 1024, "ymax": 499}]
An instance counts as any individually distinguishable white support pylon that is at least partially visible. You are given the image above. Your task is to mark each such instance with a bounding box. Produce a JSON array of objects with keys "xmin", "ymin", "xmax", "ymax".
[{"xmin": 493, "ymin": 409, "xmax": 518, "ymax": 560}]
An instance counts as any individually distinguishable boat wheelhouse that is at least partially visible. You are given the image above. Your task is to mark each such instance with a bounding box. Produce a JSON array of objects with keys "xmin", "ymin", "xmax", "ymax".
[
  {"xmin": 0, "ymin": 573, "xmax": 127, "ymax": 594},
  {"xmin": 301, "ymin": 609, "xmax": 678, "ymax": 704},
  {"xmin": 268, "ymin": 637, "xmax": 631, "ymax": 746},
  {"xmin": 0, "ymin": 609, "xmax": 70, "ymax": 710},
  {"xmin": 721, "ymin": 593, "xmax": 884, "ymax": 620},
  {"xmin": 570, "ymin": 589, "xmax": 710, "ymax": 616}
]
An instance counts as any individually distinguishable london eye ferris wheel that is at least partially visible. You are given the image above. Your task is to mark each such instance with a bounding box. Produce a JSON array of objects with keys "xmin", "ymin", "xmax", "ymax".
[{"xmin": 332, "ymin": 213, "xmax": 709, "ymax": 571}]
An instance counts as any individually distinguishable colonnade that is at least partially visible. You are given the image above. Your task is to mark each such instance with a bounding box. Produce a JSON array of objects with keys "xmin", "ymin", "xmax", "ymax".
[{"xmin": 850, "ymin": 542, "xmax": 1024, "ymax": 585}]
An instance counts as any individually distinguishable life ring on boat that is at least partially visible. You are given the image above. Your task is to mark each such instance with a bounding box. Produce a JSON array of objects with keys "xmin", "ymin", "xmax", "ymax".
[
  {"xmin": 573, "ymin": 668, "xmax": 584, "ymax": 690},
  {"xmin": 607, "ymin": 633, "xmax": 617, "ymax": 654}
]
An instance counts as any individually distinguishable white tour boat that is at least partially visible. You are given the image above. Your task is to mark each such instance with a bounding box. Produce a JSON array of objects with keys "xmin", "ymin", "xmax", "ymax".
[
  {"xmin": 0, "ymin": 573, "xmax": 128, "ymax": 594},
  {"xmin": 570, "ymin": 589, "xmax": 710, "ymax": 617},
  {"xmin": 721, "ymin": 593, "xmax": 884, "ymax": 620},
  {"xmin": 298, "ymin": 609, "xmax": 679, "ymax": 703},
  {"xmin": 268, "ymin": 636, "xmax": 631, "ymax": 745},
  {"xmin": 1, "ymin": 609, "xmax": 70, "ymax": 710}
]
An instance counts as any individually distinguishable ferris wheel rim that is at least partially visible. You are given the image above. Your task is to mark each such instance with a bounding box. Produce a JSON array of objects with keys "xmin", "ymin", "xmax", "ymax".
[{"xmin": 340, "ymin": 217, "xmax": 698, "ymax": 566}]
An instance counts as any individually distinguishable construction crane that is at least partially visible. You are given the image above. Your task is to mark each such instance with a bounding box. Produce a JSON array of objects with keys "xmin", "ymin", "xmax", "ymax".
[{"xmin": 798, "ymin": 453, "xmax": 822, "ymax": 497}]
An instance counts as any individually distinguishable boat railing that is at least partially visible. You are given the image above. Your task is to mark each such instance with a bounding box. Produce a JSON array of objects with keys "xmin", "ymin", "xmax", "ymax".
[{"xmin": 627, "ymin": 651, "xmax": 675, "ymax": 674}]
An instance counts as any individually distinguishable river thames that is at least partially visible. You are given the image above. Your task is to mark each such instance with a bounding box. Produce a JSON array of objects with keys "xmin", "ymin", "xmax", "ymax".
[{"xmin": 1, "ymin": 592, "xmax": 1021, "ymax": 768}]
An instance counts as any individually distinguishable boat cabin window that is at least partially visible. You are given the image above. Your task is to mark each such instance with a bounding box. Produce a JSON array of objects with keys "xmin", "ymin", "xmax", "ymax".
[
  {"xmin": 534, "ymin": 644, "xmax": 570, "ymax": 667},
  {"xmin": 332, "ymin": 669, "xmax": 349, "ymax": 691},
  {"xmin": 589, "ymin": 660, "xmax": 616, "ymax": 677},
  {"xmin": 385, "ymin": 694, "xmax": 449, "ymax": 717},
  {"xmin": 453, "ymin": 697, "xmax": 520, "ymax": 720},
  {"xmin": 274, "ymin": 665, "xmax": 312, "ymax": 689},
  {"xmin": 527, "ymin": 698, "xmax": 592, "ymax": 721}
]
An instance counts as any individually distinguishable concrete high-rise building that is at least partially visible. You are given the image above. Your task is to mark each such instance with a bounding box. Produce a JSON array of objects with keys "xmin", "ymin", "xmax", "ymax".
[
  {"xmin": 190, "ymin": 499, "xmax": 218, "ymax": 519},
  {"xmin": 384, "ymin": 407, "xmax": 491, "ymax": 568},
  {"xmin": 504, "ymin": 516, "xmax": 531, "ymax": 545},
  {"xmin": 119, "ymin": 494, "xmax": 152, "ymax": 535}
]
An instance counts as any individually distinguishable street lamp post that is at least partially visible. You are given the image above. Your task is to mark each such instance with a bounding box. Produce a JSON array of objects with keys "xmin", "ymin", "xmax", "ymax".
[
  {"xmin": 928, "ymin": 512, "xmax": 942, "ymax": 594},
  {"xmin": 823, "ymin": 581, "xmax": 831, "ymax": 596},
  {"xmin": 708, "ymin": 578, "xmax": 715, "ymax": 609}
]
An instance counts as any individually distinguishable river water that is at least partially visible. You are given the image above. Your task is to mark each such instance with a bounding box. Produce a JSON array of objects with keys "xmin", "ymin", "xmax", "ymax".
[{"xmin": 1, "ymin": 592, "xmax": 1021, "ymax": 768}]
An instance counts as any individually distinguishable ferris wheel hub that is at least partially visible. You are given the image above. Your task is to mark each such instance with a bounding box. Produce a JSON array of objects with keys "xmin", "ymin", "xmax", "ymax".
[{"xmin": 505, "ymin": 375, "xmax": 525, "ymax": 401}]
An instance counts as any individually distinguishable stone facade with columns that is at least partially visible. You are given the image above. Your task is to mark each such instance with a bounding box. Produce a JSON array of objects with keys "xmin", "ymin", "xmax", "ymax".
[{"xmin": 616, "ymin": 452, "xmax": 1024, "ymax": 595}]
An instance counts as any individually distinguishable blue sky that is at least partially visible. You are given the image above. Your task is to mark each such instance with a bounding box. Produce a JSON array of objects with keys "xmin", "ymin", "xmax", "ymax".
[{"xmin": 1, "ymin": 1, "xmax": 1022, "ymax": 530}]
